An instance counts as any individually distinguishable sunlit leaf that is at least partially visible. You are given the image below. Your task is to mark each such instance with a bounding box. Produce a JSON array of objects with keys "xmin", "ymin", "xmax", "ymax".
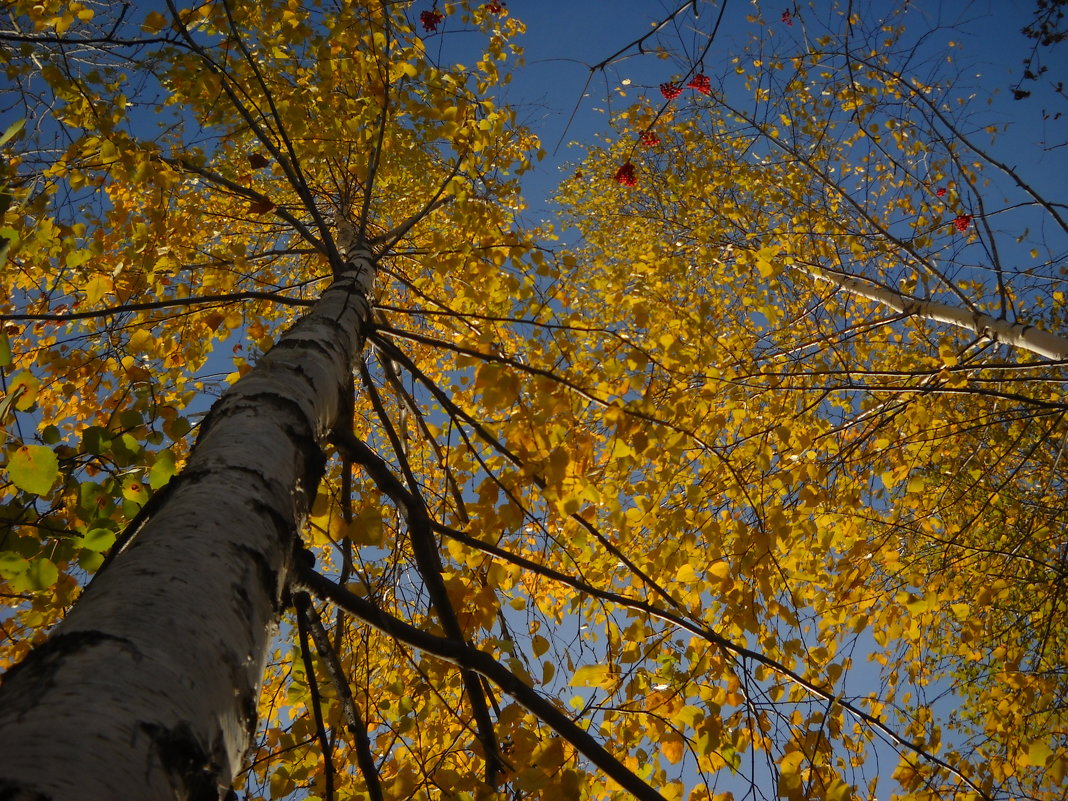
[{"xmin": 7, "ymin": 445, "xmax": 59, "ymax": 496}]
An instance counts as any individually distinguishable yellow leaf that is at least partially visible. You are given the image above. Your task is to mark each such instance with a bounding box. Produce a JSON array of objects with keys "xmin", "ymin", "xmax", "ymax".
[
  {"xmin": 610, "ymin": 438, "xmax": 635, "ymax": 460},
  {"xmin": 662, "ymin": 737, "xmax": 684, "ymax": 765},
  {"xmin": 938, "ymin": 344, "xmax": 959, "ymax": 366},
  {"xmin": 533, "ymin": 737, "xmax": 565, "ymax": 770},
  {"xmin": 84, "ymin": 274, "xmax": 113, "ymax": 305},
  {"xmin": 826, "ymin": 779, "xmax": 853, "ymax": 801},
  {"xmin": 754, "ymin": 246, "xmax": 778, "ymax": 278},
  {"xmin": 121, "ymin": 477, "xmax": 149, "ymax": 505},
  {"xmin": 1026, "ymin": 740, "xmax": 1053, "ymax": 767},
  {"xmin": 129, "ymin": 329, "xmax": 153, "ymax": 354},
  {"xmin": 532, "ymin": 634, "xmax": 549, "ymax": 658},
  {"xmin": 346, "ymin": 507, "xmax": 384, "ymax": 546},
  {"xmin": 778, "ymin": 751, "xmax": 806, "ymax": 797},
  {"xmin": 709, "ymin": 561, "xmax": 731, "ymax": 580},
  {"xmin": 8, "ymin": 372, "xmax": 40, "ymax": 411},
  {"xmin": 541, "ymin": 661, "xmax": 555, "ymax": 684},
  {"xmin": 570, "ymin": 664, "xmax": 609, "ymax": 687}
]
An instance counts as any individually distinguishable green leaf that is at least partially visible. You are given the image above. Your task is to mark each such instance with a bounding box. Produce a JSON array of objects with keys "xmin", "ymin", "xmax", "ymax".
[
  {"xmin": 81, "ymin": 528, "xmax": 117, "ymax": 553},
  {"xmin": 0, "ymin": 331, "xmax": 11, "ymax": 367},
  {"xmin": 17, "ymin": 557, "xmax": 58, "ymax": 591},
  {"xmin": 0, "ymin": 119, "xmax": 24, "ymax": 148},
  {"xmin": 82, "ymin": 426, "xmax": 111, "ymax": 455},
  {"xmin": 148, "ymin": 449, "xmax": 177, "ymax": 488},
  {"xmin": 0, "ymin": 384, "xmax": 23, "ymax": 423},
  {"xmin": 78, "ymin": 549, "xmax": 104, "ymax": 573},
  {"xmin": 110, "ymin": 432, "xmax": 142, "ymax": 466},
  {"xmin": 2, "ymin": 554, "xmax": 60, "ymax": 592},
  {"xmin": 0, "ymin": 551, "xmax": 30, "ymax": 580},
  {"xmin": 7, "ymin": 444, "xmax": 59, "ymax": 496}
]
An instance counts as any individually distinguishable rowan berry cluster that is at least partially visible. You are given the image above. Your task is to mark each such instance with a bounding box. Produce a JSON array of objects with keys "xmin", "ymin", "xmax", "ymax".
[
  {"xmin": 953, "ymin": 214, "xmax": 972, "ymax": 232},
  {"xmin": 935, "ymin": 187, "xmax": 947, "ymax": 197},
  {"xmin": 686, "ymin": 73, "xmax": 711, "ymax": 95},
  {"xmin": 614, "ymin": 162, "xmax": 638, "ymax": 187},
  {"xmin": 640, "ymin": 131, "xmax": 660, "ymax": 147},
  {"xmin": 782, "ymin": 9, "xmax": 793, "ymax": 25},
  {"xmin": 660, "ymin": 82, "xmax": 683, "ymax": 100},
  {"xmin": 420, "ymin": 9, "xmax": 444, "ymax": 32},
  {"xmin": 484, "ymin": 1, "xmax": 505, "ymax": 12}
]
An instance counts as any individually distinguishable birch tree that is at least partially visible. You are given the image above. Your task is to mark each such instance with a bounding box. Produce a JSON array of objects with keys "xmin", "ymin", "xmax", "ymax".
[{"xmin": 1, "ymin": 2, "xmax": 1066, "ymax": 801}]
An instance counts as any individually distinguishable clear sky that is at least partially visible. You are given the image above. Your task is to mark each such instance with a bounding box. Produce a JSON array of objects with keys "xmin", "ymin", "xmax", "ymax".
[{"xmin": 450, "ymin": 1, "xmax": 1066, "ymax": 226}]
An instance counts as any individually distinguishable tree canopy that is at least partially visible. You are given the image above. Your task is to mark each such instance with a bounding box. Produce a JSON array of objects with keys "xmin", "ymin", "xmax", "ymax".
[{"xmin": 1, "ymin": 2, "xmax": 1066, "ymax": 800}]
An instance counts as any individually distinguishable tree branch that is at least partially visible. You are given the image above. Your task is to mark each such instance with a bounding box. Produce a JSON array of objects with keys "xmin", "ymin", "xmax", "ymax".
[
  {"xmin": 295, "ymin": 564, "xmax": 667, "ymax": 801},
  {"xmin": 294, "ymin": 592, "xmax": 336, "ymax": 801},
  {"xmin": 0, "ymin": 290, "xmax": 314, "ymax": 323},
  {"xmin": 296, "ymin": 592, "xmax": 383, "ymax": 801}
]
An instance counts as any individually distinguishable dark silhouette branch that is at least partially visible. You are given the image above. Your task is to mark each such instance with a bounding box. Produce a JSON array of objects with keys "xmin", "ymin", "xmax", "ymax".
[
  {"xmin": 0, "ymin": 290, "xmax": 314, "ymax": 323},
  {"xmin": 296, "ymin": 592, "xmax": 383, "ymax": 801},
  {"xmin": 294, "ymin": 592, "xmax": 336, "ymax": 801},
  {"xmin": 295, "ymin": 564, "xmax": 668, "ymax": 801},
  {"xmin": 352, "ymin": 365, "xmax": 505, "ymax": 785}
]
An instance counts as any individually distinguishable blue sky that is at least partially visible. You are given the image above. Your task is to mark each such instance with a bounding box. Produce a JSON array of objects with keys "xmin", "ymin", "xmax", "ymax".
[{"xmin": 464, "ymin": 0, "xmax": 1066, "ymax": 223}]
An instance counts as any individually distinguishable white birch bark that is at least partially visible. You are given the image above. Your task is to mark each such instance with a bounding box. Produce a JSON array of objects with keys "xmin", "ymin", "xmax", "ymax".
[
  {"xmin": 0, "ymin": 250, "xmax": 377, "ymax": 801},
  {"xmin": 805, "ymin": 267, "xmax": 1068, "ymax": 361}
]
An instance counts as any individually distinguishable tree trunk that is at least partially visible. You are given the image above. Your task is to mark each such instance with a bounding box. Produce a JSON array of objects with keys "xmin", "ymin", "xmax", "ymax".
[{"xmin": 0, "ymin": 250, "xmax": 376, "ymax": 801}]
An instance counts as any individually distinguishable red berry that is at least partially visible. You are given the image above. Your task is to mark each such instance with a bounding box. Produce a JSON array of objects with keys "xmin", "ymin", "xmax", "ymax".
[
  {"xmin": 640, "ymin": 131, "xmax": 660, "ymax": 147},
  {"xmin": 686, "ymin": 73, "xmax": 711, "ymax": 95},
  {"xmin": 953, "ymin": 214, "xmax": 972, "ymax": 232},
  {"xmin": 420, "ymin": 9, "xmax": 444, "ymax": 32},
  {"xmin": 935, "ymin": 187, "xmax": 947, "ymax": 197},
  {"xmin": 782, "ymin": 9, "xmax": 793, "ymax": 25},
  {"xmin": 614, "ymin": 162, "xmax": 638, "ymax": 187},
  {"xmin": 660, "ymin": 82, "xmax": 683, "ymax": 100},
  {"xmin": 484, "ymin": 1, "xmax": 504, "ymax": 12}
]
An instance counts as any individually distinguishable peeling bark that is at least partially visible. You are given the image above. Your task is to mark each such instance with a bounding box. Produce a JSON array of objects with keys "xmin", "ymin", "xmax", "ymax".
[{"xmin": 0, "ymin": 252, "xmax": 377, "ymax": 801}]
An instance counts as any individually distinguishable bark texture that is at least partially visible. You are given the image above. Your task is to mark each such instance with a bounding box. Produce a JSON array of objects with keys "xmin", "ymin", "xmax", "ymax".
[
  {"xmin": 0, "ymin": 251, "xmax": 376, "ymax": 801},
  {"xmin": 808, "ymin": 267, "xmax": 1068, "ymax": 361}
]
